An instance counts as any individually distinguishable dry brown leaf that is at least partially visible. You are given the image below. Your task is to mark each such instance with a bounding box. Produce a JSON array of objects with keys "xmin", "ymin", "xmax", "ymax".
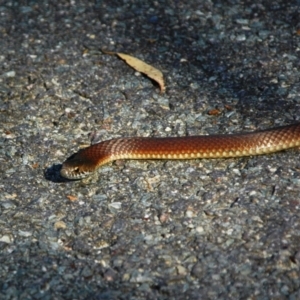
[{"xmin": 102, "ymin": 49, "xmax": 165, "ymax": 93}]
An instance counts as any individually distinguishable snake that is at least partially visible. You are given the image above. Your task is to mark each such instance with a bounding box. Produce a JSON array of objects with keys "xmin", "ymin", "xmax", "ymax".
[{"xmin": 60, "ymin": 122, "xmax": 300, "ymax": 179}]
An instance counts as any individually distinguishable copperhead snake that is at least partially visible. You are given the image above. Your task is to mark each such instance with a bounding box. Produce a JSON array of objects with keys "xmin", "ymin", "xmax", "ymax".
[{"xmin": 60, "ymin": 122, "xmax": 300, "ymax": 179}]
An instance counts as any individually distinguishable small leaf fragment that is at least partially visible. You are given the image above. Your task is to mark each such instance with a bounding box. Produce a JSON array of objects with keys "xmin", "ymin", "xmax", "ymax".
[
  {"xmin": 224, "ymin": 104, "xmax": 233, "ymax": 111},
  {"xmin": 207, "ymin": 108, "xmax": 221, "ymax": 115},
  {"xmin": 102, "ymin": 49, "xmax": 165, "ymax": 93},
  {"xmin": 67, "ymin": 195, "xmax": 78, "ymax": 202},
  {"xmin": 54, "ymin": 221, "xmax": 67, "ymax": 230},
  {"xmin": 31, "ymin": 163, "xmax": 39, "ymax": 169}
]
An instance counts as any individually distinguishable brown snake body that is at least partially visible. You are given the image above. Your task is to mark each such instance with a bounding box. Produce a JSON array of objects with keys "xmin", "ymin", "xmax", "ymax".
[{"xmin": 60, "ymin": 122, "xmax": 300, "ymax": 179}]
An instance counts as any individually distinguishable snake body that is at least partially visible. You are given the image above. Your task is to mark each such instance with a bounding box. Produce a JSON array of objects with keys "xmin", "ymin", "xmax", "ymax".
[{"xmin": 60, "ymin": 122, "xmax": 300, "ymax": 179}]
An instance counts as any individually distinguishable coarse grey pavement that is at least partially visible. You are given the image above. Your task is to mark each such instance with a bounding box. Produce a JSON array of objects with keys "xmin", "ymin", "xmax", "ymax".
[{"xmin": 1, "ymin": 1, "xmax": 300, "ymax": 299}]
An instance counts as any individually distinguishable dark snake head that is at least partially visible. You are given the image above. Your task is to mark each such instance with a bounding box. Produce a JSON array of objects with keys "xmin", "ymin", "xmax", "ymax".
[{"xmin": 60, "ymin": 152, "xmax": 95, "ymax": 180}]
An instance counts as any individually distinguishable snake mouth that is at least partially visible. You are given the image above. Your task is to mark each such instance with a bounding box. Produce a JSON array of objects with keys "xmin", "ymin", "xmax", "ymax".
[
  {"xmin": 60, "ymin": 155, "xmax": 93, "ymax": 179},
  {"xmin": 60, "ymin": 150, "xmax": 98, "ymax": 179},
  {"xmin": 60, "ymin": 165, "xmax": 91, "ymax": 180}
]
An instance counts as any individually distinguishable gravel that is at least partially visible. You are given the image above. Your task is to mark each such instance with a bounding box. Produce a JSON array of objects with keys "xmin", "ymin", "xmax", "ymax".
[{"xmin": 1, "ymin": 0, "xmax": 300, "ymax": 299}]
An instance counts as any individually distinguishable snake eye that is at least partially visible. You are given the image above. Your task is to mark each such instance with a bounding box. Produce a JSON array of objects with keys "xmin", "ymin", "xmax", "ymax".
[{"xmin": 74, "ymin": 167, "xmax": 80, "ymax": 174}]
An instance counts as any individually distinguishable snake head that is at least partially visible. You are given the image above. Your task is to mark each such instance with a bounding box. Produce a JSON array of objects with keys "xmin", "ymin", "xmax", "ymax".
[
  {"xmin": 60, "ymin": 152, "xmax": 95, "ymax": 180},
  {"xmin": 60, "ymin": 141, "xmax": 111, "ymax": 180}
]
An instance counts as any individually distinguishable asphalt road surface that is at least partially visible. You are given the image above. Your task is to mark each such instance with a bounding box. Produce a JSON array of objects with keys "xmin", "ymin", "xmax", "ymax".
[{"xmin": 1, "ymin": 1, "xmax": 300, "ymax": 299}]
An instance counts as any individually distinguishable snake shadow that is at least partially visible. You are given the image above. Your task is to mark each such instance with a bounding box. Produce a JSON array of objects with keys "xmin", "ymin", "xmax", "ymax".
[{"xmin": 44, "ymin": 164, "xmax": 80, "ymax": 183}]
